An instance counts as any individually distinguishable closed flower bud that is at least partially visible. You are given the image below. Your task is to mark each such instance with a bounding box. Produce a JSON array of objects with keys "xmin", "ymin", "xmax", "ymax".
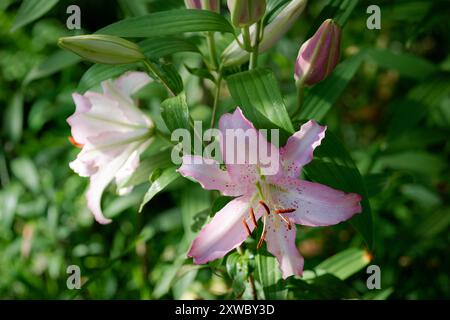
[
  {"xmin": 58, "ymin": 34, "xmax": 145, "ymax": 65},
  {"xmin": 184, "ymin": 0, "xmax": 220, "ymax": 13},
  {"xmin": 295, "ymin": 19, "xmax": 341, "ymax": 86},
  {"xmin": 222, "ymin": 0, "xmax": 307, "ymax": 66},
  {"xmin": 227, "ymin": 0, "xmax": 266, "ymax": 28}
]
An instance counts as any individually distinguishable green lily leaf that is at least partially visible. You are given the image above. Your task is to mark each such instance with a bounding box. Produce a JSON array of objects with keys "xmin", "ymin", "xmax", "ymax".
[{"xmin": 98, "ymin": 9, "xmax": 235, "ymax": 37}]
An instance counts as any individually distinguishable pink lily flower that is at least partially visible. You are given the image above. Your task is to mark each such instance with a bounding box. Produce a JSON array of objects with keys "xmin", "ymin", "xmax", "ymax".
[
  {"xmin": 178, "ymin": 108, "xmax": 362, "ymax": 278},
  {"xmin": 67, "ymin": 72, "xmax": 154, "ymax": 224}
]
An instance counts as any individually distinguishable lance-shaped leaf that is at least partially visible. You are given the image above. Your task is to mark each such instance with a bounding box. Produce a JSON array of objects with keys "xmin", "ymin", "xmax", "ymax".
[
  {"xmin": 305, "ymin": 248, "xmax": 372, "ymax": 280},
  {"xmin": 139, "ymin": 167, "xmax": 180, "ymax": 212},
  {"xmin": 98, "ymin": 9, "xmax": 234, "ymax": 37},
  {"xmin": 254, "ymin": 252, "xmax": 287, "ymax": 299},
  {"xmin": 160, "ymin": 92, "xmax": 191, "ymax": 132},
  {"xmin": 227, "ymin": 68, "xmax": 294, "ymax": 143}
]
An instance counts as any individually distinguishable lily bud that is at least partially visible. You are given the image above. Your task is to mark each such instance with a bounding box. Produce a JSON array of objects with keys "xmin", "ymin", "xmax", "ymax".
[
  {"xmin": 184, "ymin": 0, "xmax": 220, "ymax": 13},
  {"xmin": 222, "ymin": 0, "xmax": 307, "ymax": 66},
  {"xmin": 227, "ymin": 0, "xmax": 266, "ymax": 28},
  {"xmin": 58, "ymin": 34, "xmax": 145, "ymax": 65},
  {"xmin": 295, "ymin": 19, "xmax": 341, "ymax": 86}
]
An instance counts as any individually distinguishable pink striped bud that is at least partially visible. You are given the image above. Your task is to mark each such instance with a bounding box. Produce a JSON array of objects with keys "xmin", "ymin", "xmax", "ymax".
[
  {"xmin": 295, "ymin": 19, "xmax": 341, "ymax": 86},
  {"xmin": 222, "ymin": 0, "xmax": 307, "ymax": 66},
  {"xmin": 184, "ymin": 0, "xmax": 220, "ymax": 13},
  {"xmin": 227, "ymin": 0, "xmax": 266, "ymax": 28}
]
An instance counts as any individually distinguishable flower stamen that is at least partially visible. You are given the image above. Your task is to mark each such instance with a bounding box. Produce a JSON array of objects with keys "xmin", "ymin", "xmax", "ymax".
[
  {"xmin": 249, "ymin": 207, "xmax": 257, "ymax": 228},
  {"xmin": 274, "ymin": 208, "xmax": 296, "ymax": 214},
  {"xmin": 259, "ymin": 201, "xmax": 270, "ymax": 215},
  {"xmin": 242, "ymin": 218, "xmax": 251, "ymax": 236}
]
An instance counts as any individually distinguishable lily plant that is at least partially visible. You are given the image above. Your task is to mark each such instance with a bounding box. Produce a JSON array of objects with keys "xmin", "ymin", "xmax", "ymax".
[{"xmin": 179, "ymin": 108, "xmax": 362, "ymax": 278}]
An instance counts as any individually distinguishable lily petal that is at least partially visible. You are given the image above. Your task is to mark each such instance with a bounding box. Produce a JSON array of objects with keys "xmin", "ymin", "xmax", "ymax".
[
  {"xmin": 102, "ymin": 72, "xmax": 152, "ymax": 127},
  {"xmin": 114, "ymin": 71, "xmax": 151, "ymax": 96},
  {"xmin": 86, "ymin": 142, "xmax": 143, "ymax": 224},
  {"xmin": 265, "ymin": 214, "xmax": 304, "ymax": 279},
  {"xmin": 188, "ymin": 195, "xmax": 262, "ymax": 264},
  {"xmin": 178, "ymin": 155, "xmax": 248, "ymax": 196},
  {"xmin": 219, "ymin": 107, "xmax": 278, "ymax": 182},
  {"xmin": 68, "ymin": 93, "xmax": 138, "ymax": 145},
  {"xmin": 274, "ymin": 177, "xmax": 362, "ymax": 227},
  {"xmin": 115, "ymin": 138, "xmax": 152, "ymax": 195},
  {"xmin": 280, "ymin": 120, "xmax": 326, "ymax": 178},
  {"xmin": 70, "ymin": 130, "xmax": 149, "ymax": 178}
]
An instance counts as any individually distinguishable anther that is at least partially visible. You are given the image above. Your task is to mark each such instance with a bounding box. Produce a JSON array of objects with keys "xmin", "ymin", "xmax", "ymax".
[
  {"xmin": 274, "ymin": 208, "xmax": 296, "ymax": 214},
  {"xmin": 242, "ymin": 218, "xmax": 251, "ymax": 236},
  {"xmin": 68, "ymin": 136, "xmax": 83, "ymax": 149},
  {"xmin": 249, "ymin": 207, "xmax": 257, "ymax": 228},
  {"xmin": 259, "ymin": 201, "xmax": 270, "ymax": 215}
]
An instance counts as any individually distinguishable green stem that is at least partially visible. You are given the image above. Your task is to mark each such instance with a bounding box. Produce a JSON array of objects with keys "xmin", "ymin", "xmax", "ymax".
[
  {"xmin": 206, "ymin": 32, "xmax": 219, "ymax": 70},
  {"xmin": 155, "ymin": 128, "xmax": 175, "ymax": 146},
  {"xmin": 143, "ymin": 60, "xmax": 176, "ymax": 96},
  {"xmin": 249, "ymin": 21, "xmax": 263, "ymax": 70},
  {"xmin": 292, "ymin": 83, "xmax": 305, "ymax": 118},
  {"xmin": 249, "ymin": 51, "xmax": 258, "ymax": 70},
  {"xmin": 242, "ymin": 26, "xmax": 252, "ymax": 51},
  {"xmin": 249, "ymin": 274, "xmax": 258, "ymax": 300},
  {"xmin": 236, "ymin": 245, "xmax": 258, "ymax": 299},
  {"xmin": 210, "ymin": 73, "xmax": 223, "ymax": 128}
]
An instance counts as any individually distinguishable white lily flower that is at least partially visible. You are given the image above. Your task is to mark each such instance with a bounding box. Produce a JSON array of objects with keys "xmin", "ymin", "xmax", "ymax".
[{"xmin": 67, "ymin": 72, "xmax": 153, "ymax": 224}]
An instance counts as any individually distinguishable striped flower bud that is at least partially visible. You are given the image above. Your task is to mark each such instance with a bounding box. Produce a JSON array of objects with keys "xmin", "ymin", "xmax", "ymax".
[
  {"xmin": 58, "ymin": 34, "xmax": 145, "ymax": 65},
  {"xmin": 222, "ymin": 0, "xmax": 307, "ymax": 66},
  {"xmin": 294, "ymin": 19, "xmax": 341, "ymax": 86},
  {"xmin": 184, "ymin": 0, "xmax": 220, "ymax": 13},
  {"xmin": 227, "ymin": 0, "xmax": 266, "ymax": 28}
]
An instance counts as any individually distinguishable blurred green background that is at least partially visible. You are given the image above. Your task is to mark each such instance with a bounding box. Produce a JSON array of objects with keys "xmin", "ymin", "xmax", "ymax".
[{"xmin": 0, "ymin": 0, "xmax": 449, "ymax": 299}]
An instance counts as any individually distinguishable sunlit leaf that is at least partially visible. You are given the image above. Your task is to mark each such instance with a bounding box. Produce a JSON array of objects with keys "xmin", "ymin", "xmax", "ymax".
[
  {"xmin": 160, "ymin": 92, "xmax": 191, "ymax": 132},
  {"xmin": 304, "ymin": 248, "xmax": 371, "ymax": 280},
  {"xmin": 227, "ymin": 68, "xmax": 294, "ymax": 141},
  {"xmin": 254, "ymin": 253, "xmax": 287, "ymax": 299},
  {"xmin": 98, "ymin": 9, "xmax": 234, "ymax": 37}
]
